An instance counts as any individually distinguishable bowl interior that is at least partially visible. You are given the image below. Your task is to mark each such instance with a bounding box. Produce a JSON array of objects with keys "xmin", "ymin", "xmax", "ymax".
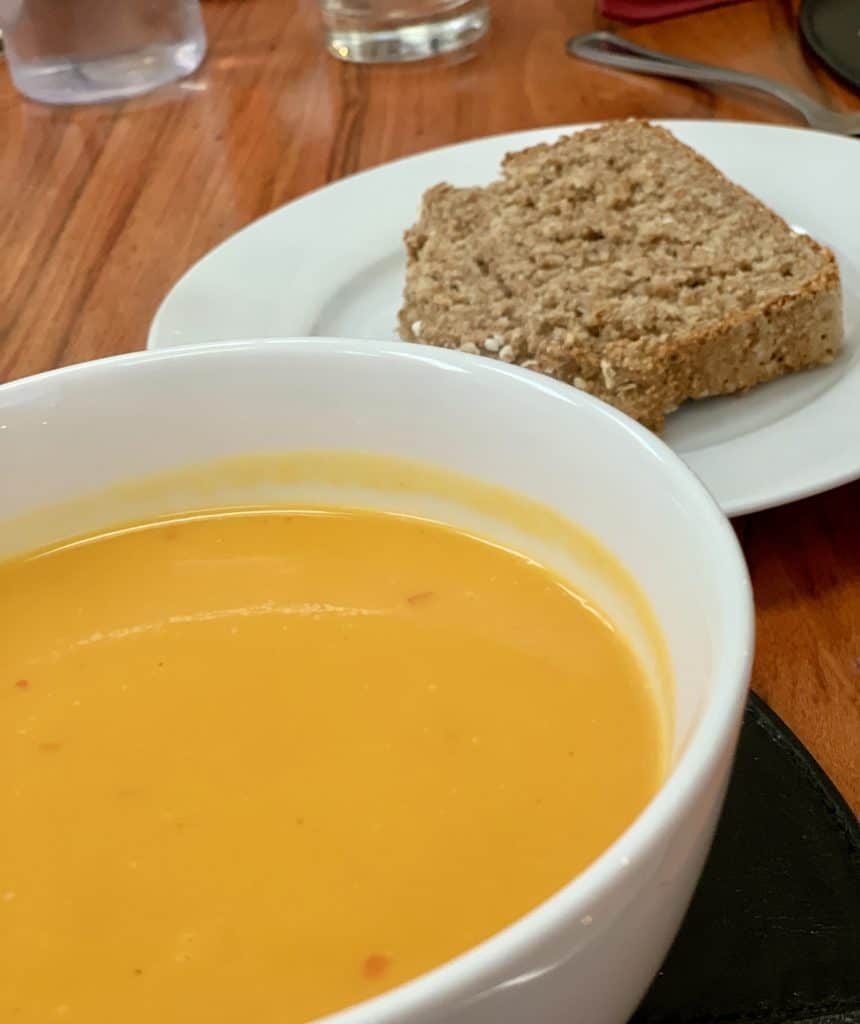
[{"xmin": 1, "ymin": 339, "xmax": 748, "ymax": 764}]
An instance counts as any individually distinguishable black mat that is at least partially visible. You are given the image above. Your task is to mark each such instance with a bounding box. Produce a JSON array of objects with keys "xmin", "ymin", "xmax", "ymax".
[
  {"xmin": 632, "ymin": 692, "xmax": 860, "ymax": 1024},
  {"xmin": 801, "ymin": 0, "xmax": 860, "ymax": 94}
]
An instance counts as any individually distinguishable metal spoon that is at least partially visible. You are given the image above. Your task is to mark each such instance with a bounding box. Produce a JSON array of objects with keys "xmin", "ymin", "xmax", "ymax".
[{"xmin": 566, "ymin": 31, "xmax": 860, "ymax": 137}]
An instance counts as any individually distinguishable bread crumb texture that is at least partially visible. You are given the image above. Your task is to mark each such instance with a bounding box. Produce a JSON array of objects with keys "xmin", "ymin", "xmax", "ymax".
[{"xmin": 398, "ymin": 120, "xmax": 842, "ymax": 431}]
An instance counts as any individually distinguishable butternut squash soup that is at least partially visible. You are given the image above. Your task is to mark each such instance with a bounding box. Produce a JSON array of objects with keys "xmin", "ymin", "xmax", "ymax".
[{"xmin": 0, "ymin": 507, "xmax": 663, "ymax": 1023}]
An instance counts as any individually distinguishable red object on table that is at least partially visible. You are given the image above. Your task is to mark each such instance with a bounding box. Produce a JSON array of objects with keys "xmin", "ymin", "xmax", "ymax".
[{"xmin": 600, "ymin": 0, "xmax": 749, "ymax": 23}]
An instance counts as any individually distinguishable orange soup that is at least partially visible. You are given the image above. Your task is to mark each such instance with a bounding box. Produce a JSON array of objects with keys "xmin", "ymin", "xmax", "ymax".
[{"xmin": 0, "ymin": 508, "xmax": 663, "ymax": 1023}]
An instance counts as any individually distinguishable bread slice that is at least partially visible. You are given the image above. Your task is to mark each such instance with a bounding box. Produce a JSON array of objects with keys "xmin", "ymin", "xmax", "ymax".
[{"xmin": 398, "ymin": 120, "xmax": 842, "ymax": 432}]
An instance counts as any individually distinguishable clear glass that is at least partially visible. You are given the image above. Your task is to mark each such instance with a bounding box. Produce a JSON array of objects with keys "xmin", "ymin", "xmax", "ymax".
[
  {"xmin": 0, "ymin": 0, "xmax": 207, "ymax": 105},
  {"xmin": 319, "ymin": 0, "xmax": 490, "ymax": 63}
]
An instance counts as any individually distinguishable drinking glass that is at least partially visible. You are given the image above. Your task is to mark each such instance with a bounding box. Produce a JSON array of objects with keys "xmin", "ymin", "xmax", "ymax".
[
  {"xmin": 318, "ymin": 0, "xmax": 490, "ymax": 63},
  {"xmin": 0, "ymin": 0, "xmax": 207, "ymax": 105}
]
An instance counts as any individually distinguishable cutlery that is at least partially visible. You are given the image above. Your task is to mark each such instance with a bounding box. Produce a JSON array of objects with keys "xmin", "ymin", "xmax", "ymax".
[{"xmin": 566, "ymin": 31, "xmax": 860, "ymax": 137}]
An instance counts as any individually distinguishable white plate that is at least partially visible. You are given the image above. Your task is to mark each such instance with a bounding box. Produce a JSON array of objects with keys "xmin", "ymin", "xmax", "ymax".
[{"xmin": 149, "ymin": 121, "xmax": 860, "ymax": 517}]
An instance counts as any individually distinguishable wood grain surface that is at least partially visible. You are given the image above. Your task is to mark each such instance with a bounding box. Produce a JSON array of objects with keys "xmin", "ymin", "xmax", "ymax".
[{"xmin": 1, "ymin": 0, "xmax": 858, "ymax": 811}]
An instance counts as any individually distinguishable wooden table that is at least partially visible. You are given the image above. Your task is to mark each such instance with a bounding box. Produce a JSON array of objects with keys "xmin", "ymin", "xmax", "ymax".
[{"xmin": 1, "ymin": 0, "xmax": 858, "ymax": 811}]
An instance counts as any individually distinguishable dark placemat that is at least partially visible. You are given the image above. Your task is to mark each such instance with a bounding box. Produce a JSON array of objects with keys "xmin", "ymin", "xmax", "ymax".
[
  {"xmin": 632, "ymin": 692, "xmax": 860, "ymax": 1024},
  {"xmin": 800, "ymin": 0, "xmax": 860, "ymax": 93}
]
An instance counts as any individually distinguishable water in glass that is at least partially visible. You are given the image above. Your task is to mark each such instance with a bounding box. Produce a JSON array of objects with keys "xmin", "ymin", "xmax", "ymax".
[
  {"xmin": 0, "ymin": 0, "xmax": 207, "ymax": 105},
  {"xmin": 319, "ymin": 0, "xmax": 489, "ymax": 63}
]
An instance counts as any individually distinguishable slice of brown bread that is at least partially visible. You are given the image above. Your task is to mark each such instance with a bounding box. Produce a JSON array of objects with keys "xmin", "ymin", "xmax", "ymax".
[{"xmin": 398, "ymin": 120, "xmax": 842, "ymax": 432}]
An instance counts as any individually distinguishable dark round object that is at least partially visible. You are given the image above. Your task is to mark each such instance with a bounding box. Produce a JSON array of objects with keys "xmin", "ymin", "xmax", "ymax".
[
  {"xmin": 633, "ymin": 692, "xmax": 860, "ymax": 1024},
  {"xmin": 801, "ymin": 0, "xmax": 860, "ymax": 93}
]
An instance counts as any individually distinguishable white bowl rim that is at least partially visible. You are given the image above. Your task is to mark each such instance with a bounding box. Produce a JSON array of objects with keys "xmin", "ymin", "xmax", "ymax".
[{"xmin": 0, "ymin": 337, "xmax": 755, "ymax": 1023}]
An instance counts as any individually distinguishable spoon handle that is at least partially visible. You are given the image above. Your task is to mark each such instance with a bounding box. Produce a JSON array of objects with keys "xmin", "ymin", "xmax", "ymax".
[{"xmin": 565, "ymin": 31, "xmax": 828, "ymax": 129}]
